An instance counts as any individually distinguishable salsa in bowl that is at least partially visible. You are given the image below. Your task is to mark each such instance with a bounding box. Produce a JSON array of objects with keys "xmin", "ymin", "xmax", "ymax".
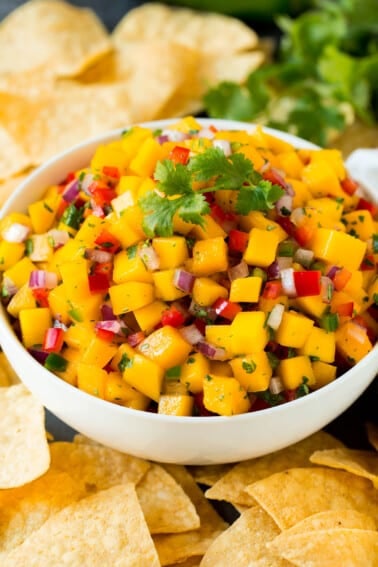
[{"xmin": 0, "ymin": 117, "xmax": 376, "ymax": 463}]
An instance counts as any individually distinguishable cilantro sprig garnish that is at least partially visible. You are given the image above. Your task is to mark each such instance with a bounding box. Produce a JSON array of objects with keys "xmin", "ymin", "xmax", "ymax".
[{"xmin": 139, "ymin": 147, "xmax": 284, "ymax": 237}]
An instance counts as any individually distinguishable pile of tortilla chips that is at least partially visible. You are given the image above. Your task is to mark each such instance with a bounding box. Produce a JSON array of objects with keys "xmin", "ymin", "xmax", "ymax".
[
  {"xmin": 0, "ymin": 350, "xmax": 378, "ymax": 565},
  {"xmin": 0, "ymin": 0, "xmax": 265, "ymax": 208}
]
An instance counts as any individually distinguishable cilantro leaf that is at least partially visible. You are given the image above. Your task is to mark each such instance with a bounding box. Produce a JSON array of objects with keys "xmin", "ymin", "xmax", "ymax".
[
  {"xmin": 177, "ymin": 192, "xmax": 209, "ymax": 225},
  {"xmin": 189, "ymin": 148, "xmax": 257, "ymax": 189},
  {"xmin": 154, "ymin": 160, "xmax": 192, "ymax": 195},
  {"xmin": 236, "ymin": 181, "xmax": 284, "ymax": 214}
]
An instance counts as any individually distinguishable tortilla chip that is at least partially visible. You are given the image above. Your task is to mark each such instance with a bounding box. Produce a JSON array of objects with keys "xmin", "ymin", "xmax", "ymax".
[
  {"xmin": 0, "ymin": 384, "xmax": 50, "ymax": 488},
  {"xmin": 310, "ymin": 448, "xmax": 378, "ymax": 489},
  {"xmin": 153, "ymin": 465, "xmax": 227, "ymax": 565},
  {"xmin": 268, "ymin": 528, "xmax": 378, "ymax": 566},
  {"xmin": 113, "ymin": 3, "xmax": 259, "ymax": 55},
  {"xmin": 0, "ymin": 0, "xmax": 112, "ymax": 77},
  {"xmin": 0, "ymin": 469, "xmax": 85, "ymax": 561},
  {"xmin": 189, "ymin": 464, "xmax": 234, "ymax": 487},
  {"xmin": 366, "ymin": 422, "xmax": 378, "ymax": 451},
  {"xmin": 49, "ymin": 441, "xmax": 150, "ymax": 491},
  {"xmin": 0, "ymin": 351, "xmax": 20, "ymax": 386},
  {"xmin": 247, "ymin": 467, "xmax": 378, "ymax": 530},
  {"xmin": 0, "ymin": 126, "xmax": 31, "ymax": 181},
  {"xmin": 272, "ymin": 509, "xmax": 377, "ymax": 538},
  {"xmin": 0, "ymin": 172, "xmax": 32, "ymax": 208},
  {"xmin": 205, "ymin": 431, "xmax": 343, "ymax": 507},
  {"xmin": 136, "ymin": 463, "xmax": 200, "ymax": 534},
  {"xmin": 166, "ymin": 558, "xmax": 203, "ymax": 567},
  {"xmin": 200, "ymin": 506, "xmax": 290, "ymax": 567},
  {"xmin": 73, "ymin": 433, "xmax": 99, "ymax": 445},
  {"xmin": 200, "ymin": 51, "xmax": 265, "ymax": 86},
  {"xmin": 5, "ymin": 483, "xmax": 160, "ymax": 566}
]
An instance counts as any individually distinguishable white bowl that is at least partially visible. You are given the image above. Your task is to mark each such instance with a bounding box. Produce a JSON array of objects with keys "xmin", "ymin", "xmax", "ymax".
[{"xmin": 0, "ymin": 119, "xmax": 377, "ymax": 464}]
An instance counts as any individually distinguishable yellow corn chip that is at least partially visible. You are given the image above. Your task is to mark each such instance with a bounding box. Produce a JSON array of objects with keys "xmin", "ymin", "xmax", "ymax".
[
  {"xmin": 189, "ymin": 464, "xmax": 234, "ymax": 487},
  {"xmin": 153, "ymin": 465, "xmax": 227, "ymax": 565},
  {"xmin": 0, "ymin": 125, "xmax": 31, "ymax": 181},
  {"xmin": 200, "ymin": 506, "xmax": 290, "ymax": 567},
  {"xmin": 367, "ymin": 422, "xmax": 378, "ymax": 451},
  {"xmin": 49, "ymin": 441, "xmax": 150, "ymax": 490},
  {"xmin": 0, "ymin": 469, "xmax": 85, "ymax": 561},
  {"xmin": 205, "ymin": 431, "xmax": 343, "ymax": 507},
  {"xmin": 0, "ymin": 351, "xmax": 20, "ymax": 386},
  {"xmin": 0, "ymin": 0, "xmax": 112, "ymax": 77},
  {"xmin": 167, "ymin": 558, "xmax": 203, "ymax": 567},
  {"xmin": 0, "ymin": 384, "xmax": 50, "ymax": 488},
  {"xmin": 5, "ymin": 483, "xmax": 160, "ymax": 566},
  {"xmin": 136, "ymin": 463, "xmax": 200, "ymax": 534},
  {"xmin": 310, "ymin": 448, "xmax": 378, "ymax": 488},
  {"xmin": 268, "ymin": 528, "xmax": 378, "ymax": 566},
  {"xmin": 247, "ymin": 467, "xmax": 378, "ymax": 530}
]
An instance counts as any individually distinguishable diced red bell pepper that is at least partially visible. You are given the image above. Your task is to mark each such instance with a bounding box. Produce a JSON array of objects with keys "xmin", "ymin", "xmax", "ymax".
[
  {"xmin": 161, "ymin": 305, "xmax": 185, "ymax": 328},
  {"xmin": 89, "ymin": 182, "xmax": 117, "ymax": 207},
  {"xmin": 333, "ymin": 302, "xmax": 354, "ymax": 317},
  {"xmin": 43, "ymin": 327, "xmax": 65, "ymax": 353},
  {"xmin": 56, "ymin": 199, "xmax": 69, "ymax": 219},
  {"xmin": 228, "ymin": 229, "xmax": 249, "ymax": 253},
  {"xmin": 127, "ymin": 331, "xmax": 145, "ymax": 347},
  {"xmin": 93, "ymin": 261, "xmax": 113, "ymax": 277},
  {"xmin": 294, "ymin": 224, "xmax": 315, "ymax": 247},
  {"xmin": 32, "ymin": 288, "xmax": 50, "ymax": 308},
  {"xmin": 212, "ymin": 297, "xmax": 242, "ymax": 320},
  {"xmin": 95, "ymin": 229, "xmax": 121, "ymax": 254},
  {"xmin": 333, "ymin": 267, "xmax": 352, "ymax": 291},
  {"xmin": 88, "ymin": 273, "xmax": 110, "ymax": 294},
  {"xmin": 262, "ymin": 280, "xmax": 282, "ymax": 299},
  {"xmin": 194, "ymin": 317, "xmax": 206, "ymax": 335},
  {"xmin": 360, "ymin": 254, "xmax": 376, "ymax": 271},
  {"xmin": 284, "ymin": 389, "xmax": 297, "ymax": 402},
  {"xmin": 170, "ymin": 145, "xmax": 190, "ymax": 165},
  {"xmin": 276, "ymin": 215, "xmax": 296, "ymax": 238},
  {"xmin": 209, "ymin": 125, "xmax": 218, "ymax": 133},
  {"xmin": 102, "ymin": 166, "xmax": 120, "ymax": 179},
  {"xmin": 96, "ymin": 328, "xmax": 115, "ymax": 342},
  {"xmin": 262, "ymin": 168, "xmax": 287, "ymax": 189},
  {"xmin": 356, "ymin": 198, "xmax": 378, "ymax": 218},
  {"xmin": 341, "ymin": 177, "xmax": 358, "ymax": 196},
  {"xmin": 293, "ymin": 270, "xmax": 321, "ymax": 297}
]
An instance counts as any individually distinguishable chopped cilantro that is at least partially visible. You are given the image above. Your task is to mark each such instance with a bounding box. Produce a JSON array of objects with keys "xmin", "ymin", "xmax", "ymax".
[
  {"xmin": 126, "ymin": 245, "xmax": 138, "ymax": 259},
  {"xmin": 242, "ymin": 360, "xmax": 256, "ymax": 374},
  {"xmin": 296, "ymin": 376, "xmax": 310, "ymax": 398},
  {"xmin": 24, "ymin": 238, "xmax": 34, "ymax": 256},
  {"xmin": 43, "ymin": 202, "xmax": 53, "ymax": 213},
  {"xmin": 373, "ymin": 293, "xmax": 378, "ymax": 305},
  {"xmin": 118, "ymin": 353, "xmax": 133, "ymax": 372},
  {"xmin": 373, "ymin": 234, "xmax": 378, "ymax": 254},
  {"xmin": 186, "ymin": 356, "xmax": 196, "ymax": 364},
  {"xmin": 267, "ymin": 352, "xmax": 280, "ymax": 371},
  {"xmin": 259, "ymin": 390, "xmax": 284, "ymax": 406},
  {"xmin": 165, "ymin": 365, "xmax": 181, "ymax": 380}
]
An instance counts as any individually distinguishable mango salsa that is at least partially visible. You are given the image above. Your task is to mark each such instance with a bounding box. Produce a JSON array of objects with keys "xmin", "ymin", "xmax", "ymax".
[{"xmin": 1, "ymin": 117, "xmax": 376, "ymax": 416}]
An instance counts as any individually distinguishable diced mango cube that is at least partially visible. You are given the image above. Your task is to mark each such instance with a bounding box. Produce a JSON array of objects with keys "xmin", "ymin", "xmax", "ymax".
[
  {"xmin": 137, "ymin": 326, "xmax": 191, "ymax": 369},
  {"xmin": 298, "ymin": 327, "xmax": 336, "ymax": 363},
  {"xmin": 133, "ymin": 300, "xmax": 167, "ymax": 331},
  {"xmin": 180, "ymin": 352, "xmax": 210, "ymax": 394},
  {"xmin": 239, "ymin": 211, "xmax": 287, "ymax": 242},
  {"xmin": 275, "ymin": 311, "xmax": 314, "ymax": 348},
  {"xmin": 190, "ymin": 215, "xmax": 226, "ymax": 240},
  {"xmin": 122, "ymin": 352, "xmax": 164, "ymax": 402},
  {"xmin": 113, "ymin": 251, "xmax": 153, "ymax": 284},
  {"xmin": 302, "ymin": 159, "xmax": 343, "ymax": 198},
  {"xmin": 19, "ymin": 307, "xmax": 51, "ymax": 348},
  {"xmin": 312, "ymin": 361, "xmax": 337, "ymax": 389},
  {"xmin": 229, "ymin": 276, "xmax": 262, "ymax": 303},
  {"xmin": 231, "ymin": 351, "xmax": 272, "ymax": 392},
  {"xmin": 74, "ymin": 215, "xmax": 107, "ymax": 246},
  {"xmin": 193, "ymin": 277, "xmax": 228, "ymax": 307},
  {"xmin": 243, "ymin": 228, "xmax": 279, "ymax": 268},
  {"xmin": 3, "ymin": 257, "xmax": 35, "ymax": 289},
  {"xmin": 7, "ymin": 284, "xmax": 36, "ymax": 318},
  {"xmin": 64, "ymin": 323, "xmax": 95, "ymax": 350},
  {"xmin": 205, "ymin": 325, "xmax": 233, "ymax": 359},
  {"xmin": 343, "ymin": 210, "xmax": 375, "ymax": 241},
  {"xmin": 191, "ymin": 237, "xmax": 228, "ymax": 276},
  {"xmin": 311, "ymin": 228, "xmax": 366, "ymax": 271},
  {"xmin": 158, "ymin": 394, "xmax": 194, "ymax": 416},
  {"xmin": 77, "ymin": 363, "xmax": 107, "ymax": 399},
  {"xmin": 129, "ymin": 137, "xmax": 164, "ymax": 177},
  {"xmin": 230, "ymin": 311, "xmax": 269, "ymax": 354},
  {"xmin": 48, "ymin": 284, "xmax": 71, "ymax": 325},
  {"xmin": 152, "ymin": 236, "xmax": 188, "ymax": 269},
  {"xmin": 153, "ymin": 269, "xmax": 188, "ymax": 301},
  {"xmin": 203, "ymin": 374, "xmax": 250, "ymax": 416},
  {"xmin": 278, "ymin": 355, "xmax": 315, "ymax": 389},
  {"xmin": 335, "ymin": 321, "xmax": 373, "ymax": 364},
  {"xmin": 109, "ymin": 281, "xmax": 155, "ymax": 314},
  {"xmin": 81, "ymin": 335, "xmax": 118, "ymax": 367},
  {"xmin": 0, "ymin": 241, "xmax": 24, "ymax": 271}
]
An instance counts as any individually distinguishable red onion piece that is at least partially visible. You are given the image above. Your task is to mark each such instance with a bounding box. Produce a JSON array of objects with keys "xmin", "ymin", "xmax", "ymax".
[
  {"xmin": 179, "ymin": 324, "xmax": 204, "ymax": 345},
  {"xmin": 276, "ymin": 194, "xmax": 293, "ymax": 215},
  {"xmin": 47, "ymin": 229, "xmax": 70, "ymax": 248},
  {"xmin": 2, "ymin": 276, "xmax": 18, "ymax": 297},
  {"xmin": 138, "ymin": 245, "xmax": 160, "ymax": 271},
  {"xmin": 127, "ymin": 331, "xmax": 145, "ymax": 347},
  {"xmin": 348, "ymin": 323, "xmax": 367, "ymax": 344},
  {"xmin": 290, "ymin": 207, "xmax": 306, "ymax": 226},
  {"xmin": 62, "ymin": 179, "xmax": 80, "ymax": 203},
  {"xmin": 266, "ymin": 261, "xmax": 280, "ymax": 280},
  {"xmin": 28, "ymin": 348, "xmax": 49, "ymax": 364},
  {"xmin": 267, "ymin": 303, "xmax": 285, "ymax": 330},
  {"xmin": 320, "ymin": 276, "xmax": 334, "ymax": 304},
  {"xmin": 196, "ymin": 128, "xmax": 215, "ymax": 140},
  {"xmin": 294, "ymin": 248, "xmax": 314, "ymax": 268},
  {"xmin": 213, "ymin": 139, "xmax": 232, "ymax": 156},
  {"xmin": 197, "ymin": 341, "xmax": 227, "ymax": 360},
  {"xmin": 96, "ymin": 320, "xmax": 123, "ymax": 334},
  {"xmin": 173, "ymin": 269, "xmax": 195, "ymax": 292},
  {"xmin": 280, "ymin": 268, "xmax": 297, "ymax": 297},
  {"xmin": 101, "ymin": 304, "xmax": 116, "ymax": 321},
  {"xmin": 2, "ymin": 222, "xmax": 30, "ymax": 243},
  {"xmin": 84, "ymin": 248, "xmax": 112, "ymax": 263},
  {"xmin": 80, "ymin": 172, "xmax": 96, "ymax": 195},
  {"xmin": 161, "ymin": 129, "xmax": 189, "ymax": 142},
  {"xmin": 29, "ymin": 270, "xmax": 58, "ymax": 289},
  {"xmin": 228, "ymin": 260, "xmax": 249, "ymax": 281},
  {"xmin": 327, "ymin": 265, "xmax": 339, "ymax": 279},
  {"xmin": 269, "ymin": 376, "xmax": 285, "ymax": 395},
  {"xmin": 156, "ymin": 135, "xmax": 169, "ymax": 144}
]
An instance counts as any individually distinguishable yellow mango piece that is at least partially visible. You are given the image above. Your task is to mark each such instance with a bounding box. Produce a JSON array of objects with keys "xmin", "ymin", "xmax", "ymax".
[
  {"xmin": 311, "ymin": 149, "xmax": 346, "ymax": 180},
  {"xmin": 64, "ymin": 323, "xmax": 95, "ymax": 351},
  {"xmin": 230, "ymin": 311, "xmax": 269, "ymax": 354},
  {"xmin": 122, "ymin": 352, "xmax": 164, "ymax": 402},
  {"xmin": 302, "ymin": 159, "xmax": 343, "ymax": 198},
  {"xmin": 81, "ymin": 334, "xmax": 118, "ymax": 367},
  {"xmin": 205, "ymin": 325, "xmax": 233, "ymax": 360},
  {"xmin": 117, "ymin": 175, "xmax": 143, "ymax": 195},
  {"xmin": 133, "ymin": 300, "xmax": 167, "ymax": 332},
  {"xmin": 191, "ymin": 237, "xmax": 228, "ymax": 276},
  {"xmin": 136, "ymin": 176, "xmax": 155, "ymax": 199},
  {"xmin": 307, "ymin": 197, "xmax": 343, "ymax": 222},
  {"xmin": 68, "ymin": 294, "xmax": 102, "ymax": 324},
  {"xmin": 295, "ymin": 295, "xmax": 328, "ymax": 319},
  {"xmin": 214, "ymin": 190, "xmax": 238, "ymax": 213},
  {"xmin": 28, "ymin": 192, "xmax": 60, "ymax": 234},
  {"xmin": 193, "ymin": 277, "xmax": 228, "ymax": 307},
  {"xmin": 129, "ymin": 137, "xmax": 164, "ymax": 177},
  {"xmin": 259, "ymin": 295, "xmax": 288, "ymax": 313},
  {"xmin": 3, "ymin": 256, "xmax": 35, "ymax": 289},
  {"xmin": 121, "ymin": 126, "xmax": 152, "ymax": 162},
  {"xmin": 209, "ymin": 360, "xmax": 233, "ymax": 376},
  {"xmin": 103, "ymin": 371, "xmax": 143, "ymax": 406},
  {"xmin": 19, "ymin": 307, "xmax": 51, "ymax": 348},
  {"xmin": 290, "ymin": 178, "xmax": 314, "ymax": 209},
  {"xmin": 365, "ymin": 278, "xmax": 378, "ymax": 311},
  {"xmin": 229, "ymin": 276, "xmax": 262, "ymax": 303},
  {"xmin": 203, "ymin": 374, "xmax": 250, "ymax": 416},
  {"xmin": 48, "ymin": 284, "xmax": 71, "ymax": 325},
  {"xmin": 113, "ymin": 251, "xmax": 153, "ymax": 284},
  {"xmin": 106, "ymin": 212, "xmax": 141, "ymax": 248},
  {"xmin": 278, "ymin": 355, "xmax": 315, "ymax": 390},
  {"xmin": 137, "ymin": 326, "xmax": 191, "ymax": 370},
  {"xmin": 275, "ymin": 151, "xmax": 304, "ymax": 179},
  {"xmin": 153, "ymin": 269, "xmax": 187, "ymax": 301},
  {"xmin": 239, "ymin": 211, "xmax": 287, "ymax": 242},
  {"xmin": 55, "ymin": 347, "xmax": 82, "ymax": 386},
  {"xmin": 312, "ymin": 361, "xmax": 337, "ymax": 389},
  {"xmin": 298, "ymin": 326, "xmax": 336, "ymax": 363},
  {"xmin": 90, "ymin": 140, "xmax": 129, "ymax": 174},
  {"xmin": 172, "ymin": 213, "xmax": 194, "ymax": 236},
  {"xmin": 231, "ymin": 351, "xmax": 272, "ymax": 392},
  {"xmin": 74, "ymin": 215, "xmax": 107, "ymax": 246},
  {"xmin": 7, "ymin": 284, "xmax": 36, "ymax": 318},
  {"xmin": 335, "ymin": 321, "xmax": 373, "ymax": 364},
  {"xmin": 170, "ymin": 116, "xmax": 202, "ymax": 133},
  {"xmin": 251, "ymin": 126, "xmax": 294, "ymax": 154},
  {"xmin": 243, "ymin": 228, "xmax": 279, "ymax": 267},
  {"xmin": 152, "ymin": 236, "xmax": 188, "ymax": 269},
  {"xmin": 343, "ymin": 210, "xmax": 375, "ymax": 241},
  {"xmin": 330, "ymin": 290, "xmax": 361, "ymax": 316},
  {"xmin": 190, "ymin": 215, "xmax": 226, "ymax": 240},
  {"xmin": 311, "ymin": 228, "xmax": 366, "ymax": 271},
  {"xmin": 50, "ymin": 239, "xmax": 87, "ymax": 272},
  {"xmin": 77, "ymin": 363, "xmax": 107, "ymax": 399},
  {"xmin": 158, "ymin": 394, "xmax": 194, "ymax": 416},
  {"xmin": 275, "ymin": 311, "xmax": 314, "ymax": 348},
  {"xmin": 236, "ymin": 145, "xmax": 265, "ymax": 171},
  {"xmin": 109, "ymin": 281, "xmax": 155, "ymax": 314},
  {"xmin": 0, "ymin": 240, "xmax": 24, "ymax": 271},
  {"xmin": 59, "ymin": 259, "xmax": 90, "ymax": 302},
  {"xmin": 180, "ymin": 352, "xmax": 210, "ymax": 394},
  {"xmin": 0, "ymin": 212, "xmax": 32, "ymax": 235}
]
